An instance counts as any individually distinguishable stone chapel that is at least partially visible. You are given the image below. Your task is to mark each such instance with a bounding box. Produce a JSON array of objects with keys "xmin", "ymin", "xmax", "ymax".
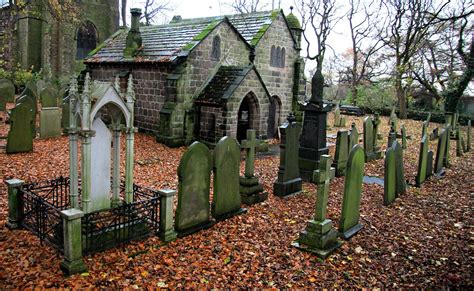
[
  {"xmin": 0, "ymin": 0, "xmax": 119, "ymax": 76},
  {"xmin": 85, "ymin": 8, "xmax": 306, "ymax": 147}
]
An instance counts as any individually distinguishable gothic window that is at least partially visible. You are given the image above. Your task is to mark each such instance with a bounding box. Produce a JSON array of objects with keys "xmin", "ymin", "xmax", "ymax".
[
  {"xmin": 280, "ymin": 48, "xmax": 286, "ymax": 67},
  {"xmin": 76, "ymin": 21, "xmax": 98, "ymax": 60},
  {"xmin": 276, "ymin": 47, "xmax": 281, "ymax": 67},
  {"xmin": 211, "ymin": 35, "xmax": 221, "ymax": 60},
  {"xmin": 270, "ymin": 45, "xmax": 276, "ymax": 66}
]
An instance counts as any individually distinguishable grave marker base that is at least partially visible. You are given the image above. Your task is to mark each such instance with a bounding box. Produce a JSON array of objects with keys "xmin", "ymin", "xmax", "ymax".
[
  {"xmin": 240, "ymin": 176, "xmax": 267, "ymax": 205},
  {"xmin": 292, "ymin": 219, "xmax": 343, "ymax": 259},
  {"xmin": 273, "ymin": 177, "xmax": 303, "ymax": 197},
  {"xmin": 338, "ymin": 223, "xmax": 363, "ymax": 240}
]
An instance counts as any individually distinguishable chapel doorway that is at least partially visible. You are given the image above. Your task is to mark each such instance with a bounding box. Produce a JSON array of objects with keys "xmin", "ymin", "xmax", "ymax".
[
  {"xmin": 267, "ymin": 95, "xmax": 281, "ymax": 138},
  {"xmin": 237, "ymin": 92, "xmax": 259, "ymax": 142}
]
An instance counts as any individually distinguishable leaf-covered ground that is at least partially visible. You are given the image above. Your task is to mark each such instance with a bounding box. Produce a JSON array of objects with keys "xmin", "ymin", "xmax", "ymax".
[{"xmin": 0, "ymin": 114, "xmax": 472, "ymax": 288}]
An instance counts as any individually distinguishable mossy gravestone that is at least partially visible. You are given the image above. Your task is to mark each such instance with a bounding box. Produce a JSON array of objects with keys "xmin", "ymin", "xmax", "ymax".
[
  {"xmin": 292, "ymin": 155, "xmax": 342, "ymax": 259},
  {"xmin": 390, "ymin": 107, "xmax": 398, "ymax": 131},
  {"xmin": 384, "ymin": 145, "xmax": 396, "ymax": 205},
  {"xmin": 334, "ymin": 105, "xmax": 341, "ymax": 127},
  {"xmin": 348, "ymin": 122, "xmax": 358, "ymax": 150},
  {"xmin": 212, "ymin": 136, "xmax": 246, "ymax": 220},
  {"xmin": 175, "ymin": 141, "xmax": 214, "ymax": 236},
  {"xmin": 443, "ymin": 125, "xmax": 451, "ymax": 167},
  {"xmin": 6, "ymin": 103, "xmax": 34, "ymax": 153},
  {"xmin": 416, "ymin": 135, "xmax": 429, "ymax": 187},
  {"xmin": 0, "ymin": 79, "xmax": 15, "ymax": 111},
  {"xmin": 339, "ymin": 144, "xmax": 365, "ymax": 239},
  {"xmin": 434, "ymin": 128, "xmax": 447, "ymax": 176},
  {"xmin": 332, "ymin": 130, "xmax": 349, "ymax": 177},
  {"xmin": 401, "ymin": 125, "xmax": 407, "ymax": 149},
  {"xmin": 40, "ymin": 86, "xmax": 59, "ymax": 107},
  {"xmin": 274, "ymin": 114, "xmax": 302, "ymax": 197},
  {"xmin": 393, "ymin": 141, "xmax": 406, "ymax": 196},
  {"xmin": 16, "ymin": 88, "xmax": 37, "ymax": 138},
  {"xmin": 363, "ymin": 116, "xmax": 381, "ymax": 161}
]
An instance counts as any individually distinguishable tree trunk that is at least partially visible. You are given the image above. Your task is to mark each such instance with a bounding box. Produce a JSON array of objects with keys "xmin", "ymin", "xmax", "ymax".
[
  {"xmin": 395, "ymin": 73, "xmax": 407, "ymax": 119},
  {"xmin": 121, "ymin": 0, "xmax": 127, "ymax": 27},
  {"xmin": 351, "ymin": 82, "xmax": 357, "ymax": 105}
]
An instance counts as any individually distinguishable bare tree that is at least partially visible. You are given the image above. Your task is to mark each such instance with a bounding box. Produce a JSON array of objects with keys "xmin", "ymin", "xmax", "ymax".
[
  {"xmin": 296, "ymin": 0, "xmax": 341, "ymax": 104},
  {"xmin": 229, "ymin": 0, "xmax": 268, "ymax": 14},
  {"xmin": 379, "ymin": 0, "xmax": 449, "ymax": 118},
  {"xmin": 142, "ymin": 0, "xmax": 172, "ymax": 26},
  {"xmin": 346, "ymin": 0, "xmax": 385, "ymax": 105}
]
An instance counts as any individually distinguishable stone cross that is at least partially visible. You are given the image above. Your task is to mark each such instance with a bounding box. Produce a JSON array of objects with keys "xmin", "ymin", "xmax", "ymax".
[
  {"xmin": 241, "ymin": 129, "xmax": 262, "ymax": 178},
  {"xmin": 313, "ymin": 155, "xmax": 335, "ymax": 222}
]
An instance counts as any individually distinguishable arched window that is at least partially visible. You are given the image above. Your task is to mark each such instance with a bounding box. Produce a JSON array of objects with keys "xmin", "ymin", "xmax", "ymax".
[
  {"xmin": 211, "ymin": 35, "xmax": 221, "ymax": 60},
  {"xmin": 76, "ymin": 21, "xmax": 98, "ymax": 60},
  {"xmin": 280, "ymin": 48, "xmax": 286, "ymax": 67},
  {"xmin": 276, "ymin": 47, "xmax": 281, "ymax": 67},
  {"xmin": 270, "ymin": 45, "xmax": 276, "ymax": 66}
]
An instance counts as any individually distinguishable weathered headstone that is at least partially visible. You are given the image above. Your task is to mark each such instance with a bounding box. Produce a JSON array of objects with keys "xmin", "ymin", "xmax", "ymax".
[
  {"xmin": 212, "ymin": 136, "xmax": 246, "ymax": 219},
  {"xmin": 292, "ymin": 155, "xmax": 342, "ymax": 258},
  {"xmin": 40, "ymin": 107, "xmax": 62, "ymax": 138},
  {"xmin": 467, "ymin": 120, "xmax": 471, "ymax": 152},
  {"xmin": 416, "ymin": 135, "xmax": 429, "ymax": 187},
  {"xmin": 401, "ymin": 125, "xmax": 407, "ymax": 149},
  {"xmin": 348, "ymin": 122, "xmax": 358, "ymax": 150},
  {"xmin": 176, "ymin": 141, "xmax": 213, "ymax": 236},
  {"xmin": 40, "ymin": 86, "xmax": 59, "ymax": 107},
  {"xmin": 392, "ymin": 141, "xmax": 406, "ymax": 196},
  {"xmin": 421, "ymin": 121, "xmax": 428, "ymax": 137},
  {"xmin": 363, "ymin": 116, "xmax": 382, "ymax": 161},
  {"xmin": 6, "ymin": 102, "xmax": 34, "ymax": 153},
  {"xmin": 430, "ymin": 128, "xmax": 439, "ymax": 141},
  {"xmin": 274, "ymin": 114, "xmax": 303, "ymax": 197},
  {"xmin": 16, "ymin": 88, "xmax": 37, "ymax": 138},
  {"xmin": 456, "ymin": 128, "xmax": 463, "ymax": 157},
  {"xmin": 387, "ymin": 129, "xmax": 396, "ymax": 149},
  {"xmin": 332, "ymin": 130, "xmax": 349, "ymax": 177},
  {"xmin": 240, "ymin": 129, "xmax": 268, "ymax": 205},
  {"xmin": 0, "ymin": 79, "xmax": 15, "ymax": 111},
  {"xmin": 389, "ymin": 107, "xmax": 398, "ymax": 131},
  {"xmin": 334, "ymin": 104, "xmax": 341, "ymax": 127},
  {"xmin": 373, "ymin": 113, "xmax": 381, "ymax": 141},
  {"xmin": 426, "ymin": 150, "xmax": 434, "ymax": 178},
  {"xmin": 89, "ymin": 118, "xmax": 112, "ymax": 212},
  {"xmin": 444, "ymin": 125, "xmax": 451, "ymax": 167},
  {"xmin": 384, "ymin": 145, "xmax": 396, "ymax": 205},
  {"xmin": 434, "ymin": 128, "xmax": 447, "ymax": 176},
  {"xmin": 338, "ymin": 144, "xmax": 365, "ymax": 239}
]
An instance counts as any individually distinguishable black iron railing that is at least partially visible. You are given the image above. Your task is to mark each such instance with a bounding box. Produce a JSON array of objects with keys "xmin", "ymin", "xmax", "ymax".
[
  {"xmin": 82, "ymin": 193, "xmax": 160, "ymax": 255},
  {"xmin": 17, "ymin": 177, "xmax": 162, "ymax": 256},
  {"xmin": 18, "ymin": 177, "xmax": 71, "ymax": 253}
]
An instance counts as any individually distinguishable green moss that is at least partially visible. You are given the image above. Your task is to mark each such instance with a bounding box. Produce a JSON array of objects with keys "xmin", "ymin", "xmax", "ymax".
[
  {"xmin": 270, "ymin": 10, "xmax": 280, "ymax": 20},
  {"xmin": 181, "ymin": 19, "xmax": 222, "ymax": 52},
  {"xmin": 87, "ymin": 42, "xmax": 106, "ymax": 56},
  {"xmin": 250, "ymin": 24, "xmax": 270, "ymax": 46}
]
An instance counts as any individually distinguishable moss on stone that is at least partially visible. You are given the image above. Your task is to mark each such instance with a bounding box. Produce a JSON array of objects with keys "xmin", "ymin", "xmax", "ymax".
[{"xmin": 250, "ymin": 24, "xmax": 270, "ymax": 46}]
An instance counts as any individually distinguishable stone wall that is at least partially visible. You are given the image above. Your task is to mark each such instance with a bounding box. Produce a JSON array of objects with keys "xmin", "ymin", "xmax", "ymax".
[
  {"xmin": 198, "ymin": 105, "xmax": 223, "ymax": 143},
  {"xmin": 88, "ymin": 64, "xmax": 170, "ymax": 134},
  {"xmin": 254, "ymin": 13, "xmax": 299, "ymax": 125},
  {"xmin": 0, "ymin": 6, "xmax": 12, "ymax": 68}
]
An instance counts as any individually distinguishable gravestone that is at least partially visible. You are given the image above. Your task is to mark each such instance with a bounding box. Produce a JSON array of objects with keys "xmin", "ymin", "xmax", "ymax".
[
  {"xmin": 332, "ymin": 130, "xmax": 349, "ymax": 177},
  {"xmin": 373, "ymin": 113, "xmax": 381, "ymax": 141},
  {"xmin": 426, "ymin": 150, "xmax": 434, "ymax": 178},
  {"xmin": 212, "ymin": 136, "xmax": 246, "ymax": 219},
  {"xmin": 392, "ymin": 141, "xmax": 406, "ymax": 196},
  {"xmin": 292, "ymin": 155, "xmax": 342, "ymax": 259},
  {"xmin": 461, "ymin": 136, "xmax": 466, "ymax": 153},
  {"xmin": 444, "ymin": 125, "xmax": 451, "ymax": 167},
  {"xmin": 339, "ymin": 144, "xmax": 365, "ymax": 239},
  {"xmin": 430, "ymin": 128, "xmax": 439, "ymax": 141},
  {"xmin": 456, "ymin": 128, "xmax": 463, "ymax": 157},
  {"xmin": 387, "ymin": 129, "xmax": 396, "ymax": 148},
  {"xmin": 467, "ymin": 120, "xmax": 471, "ymax": 152},
  {"xmin": 40, "ymin": 107, "xmax": 62, "ymax": 138},
  {"xmin": 426, "ymin": 112, "xmax": 431, "ymax": 124},
  {"xmin": 363, "ymin": 116, "xmax": 382, "ymax": 161},
  {"xmin": 240, "ymin": 129, "xmax": 268, "ymax": 205},
  {"xmin": 389, "ymin": 107, "xmax": 398, "ymax": 131},
  {"xmin": 40, "ymin": 86, "xmax": 59, "ymax": 107},
  {"xmin": 401, "ymin": 125, "xmax": 407, "ymax": 149},
  {"xmin": 0, "ymin": 79, "xmax": 15, "ymax": 111},
  {"xmin": 434, "ymin": 128, "xmax": 447, "ymax": 176},
  {"xmin": 89, "ymin": 118, "xmax": 112, "ymax": 212},
  {"xmin": 274, "ymin": 114, "xmax": 303, "ymax": 197},
  {"xmin": 384, "ymin": 145, "xmax": 396, "ymax": 205},
  {"xmin": 416, "ymin": 135, "xmax": 429, "ymax": 187},
  {"xmin": 334, "ymin": 104, "xmax": 341, "ymax": 127},
  {"xmin": 348, "ymin": 122, "xmax": 358, "ymax": 150},
  {"xmin": 6, "ymin": 102, "xmax": 34, "ymax": 153},
  {"xmin": 176, "ymin": 141, "xmax": 213, "ymax": 236},
  {"xmin": 421, "ymin": 121, "xmax": 428, "ymax": 137}
]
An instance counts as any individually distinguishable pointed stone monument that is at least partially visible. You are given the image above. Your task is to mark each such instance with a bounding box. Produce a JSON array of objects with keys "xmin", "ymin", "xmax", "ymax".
[{"xmin": 332, "ymin": 130, "xmax": 349, "ymax": 177}]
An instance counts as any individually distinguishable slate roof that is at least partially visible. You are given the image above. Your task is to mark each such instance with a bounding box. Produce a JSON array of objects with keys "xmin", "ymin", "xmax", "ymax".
[
  {"xmin": 196, "ymin": 65, "xmax": 269, "ymax": 105},
  {"xmin": 85, "ymin": 10, "xmax": 286, "ymax": 64}
]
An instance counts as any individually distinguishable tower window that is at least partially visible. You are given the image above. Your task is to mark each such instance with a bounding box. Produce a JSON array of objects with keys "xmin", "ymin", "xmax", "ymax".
[
  {"xmin": 211, "ymin": 35, "xmax": 221, "ymax": 60},
  {"xmin": 76, "ymin": 21, "xmax": 98, "ymax": 60}
]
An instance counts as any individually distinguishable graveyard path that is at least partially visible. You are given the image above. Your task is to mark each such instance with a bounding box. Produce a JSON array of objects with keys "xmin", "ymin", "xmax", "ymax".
[{"xmin": 0, "ymin": 116, "xmax": 472, "ymax": 288}]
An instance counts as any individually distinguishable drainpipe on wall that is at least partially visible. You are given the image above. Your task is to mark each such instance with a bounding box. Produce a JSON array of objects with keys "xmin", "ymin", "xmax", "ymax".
[{"xmin": 124, "ymin": 8, "xmax": 142, "ymax": 58}]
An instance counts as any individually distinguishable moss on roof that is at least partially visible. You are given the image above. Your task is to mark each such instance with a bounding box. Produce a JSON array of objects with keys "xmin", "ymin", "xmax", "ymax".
[{"xmin": 286, "ymin": 13, "xmax": 301, "ymax": 29}]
